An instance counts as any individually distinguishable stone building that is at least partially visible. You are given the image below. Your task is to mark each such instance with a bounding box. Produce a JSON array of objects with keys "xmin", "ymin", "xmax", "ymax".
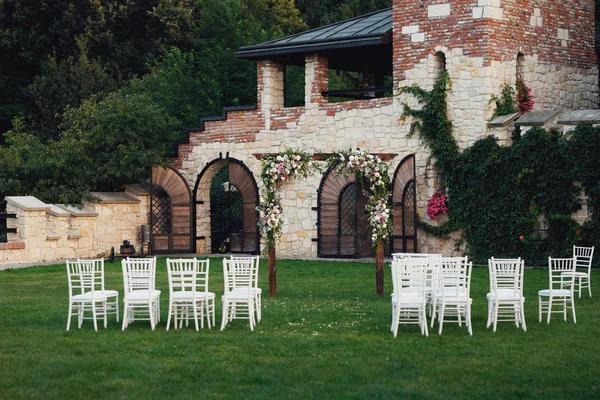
[{"xmin": 150, "ymin": 0, "xmax": 597, "ymax": 259}]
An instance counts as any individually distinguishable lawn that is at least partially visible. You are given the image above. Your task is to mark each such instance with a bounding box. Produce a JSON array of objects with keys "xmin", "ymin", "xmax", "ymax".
[{"xmin": 0, "ymin": 258, "xmax": 598, "ymax": 399}]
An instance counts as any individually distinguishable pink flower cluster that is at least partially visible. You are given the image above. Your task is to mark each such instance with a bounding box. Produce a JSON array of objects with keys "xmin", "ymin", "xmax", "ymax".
[
  {"xmin": 426, "ymin": 190, "xmax": 448, "ymax": 220},
  {"xmin": 516, "ymin": 79, "xmax": 534, "ymax": 114}
]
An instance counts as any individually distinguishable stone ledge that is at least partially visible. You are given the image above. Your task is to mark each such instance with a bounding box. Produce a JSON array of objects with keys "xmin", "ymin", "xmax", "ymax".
[
  {"xmin": 45, "ymin": 232, "xmax": 61, "ymax": 241},
  {"xmin": 91, "ymin": 192, "xmax": 141, "ymax": 204},
  {"xmin": 123, "ymin": 184, "xmax": 150, "ymax": 197},
  {"xmin": 6, "ymin": 196, "xmax": 51, "ymax": 212},
  {"xmin": 488, "ymin": 113, "xmax": 519, "ymax": 127},
  {"xmin": 67, "ymin": 230, "xmax": 82, "ymax": 239},
  {"xmin": 0, "ymin": 242, "xmax": 26, "ymax": 250},
  {"xmin": 56, "ymin": 205, "xmax": 98, "ymax": 217},
  {"xmin": 48, "ymin": 205, "xmax": 72, "ymax": 217}
]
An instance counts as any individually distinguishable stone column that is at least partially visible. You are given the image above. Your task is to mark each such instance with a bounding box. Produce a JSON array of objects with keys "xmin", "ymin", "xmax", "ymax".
[
  {"xmin": 305, "ymin": 54, "xmax": 328, "ymax": 107},
  {"xmin": 258, "ymin": 60, "xmax": 285, "ymax": 131}
]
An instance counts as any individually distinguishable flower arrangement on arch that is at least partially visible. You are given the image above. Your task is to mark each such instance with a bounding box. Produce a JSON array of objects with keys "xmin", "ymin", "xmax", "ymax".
[
  {"xmin": 329, "ymin": 149, "xmax": 392, "ymax": 245},
  {"xmin": 257, "ymin": 150, "xmax": 319, "ymax": 249},
  {"xmin": 516, "ymin": 79, "xmax": 534, "ymax": 114},
  {"xmin": 426, "ymin": 190, "xmax": 448, "ymax": 220}
]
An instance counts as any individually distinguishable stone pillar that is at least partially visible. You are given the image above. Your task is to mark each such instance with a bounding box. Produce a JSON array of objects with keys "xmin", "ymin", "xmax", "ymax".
[
  {"xmin": 305, "ymin": 54, "xmax": 328, "ymax": 107},
  {"xmin": 258, "ymin": 60, "xmax": 285, "ymax": 130}
]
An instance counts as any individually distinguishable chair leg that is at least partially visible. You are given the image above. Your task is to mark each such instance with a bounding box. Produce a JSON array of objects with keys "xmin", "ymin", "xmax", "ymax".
[
  {"xmin": 520, "ymin": 300, "xmax": 527, "ymax": 332},
  {"xmin": 571, "ymin": 296, "xmax": 577, "ymax": 324},
  {"xmin": 486, "ymin": 299, "xmax": 492, "ymax": 329},
  {"xmin": 438, "ymin": 304, "xmax": 445, "ymax": 335},
  {"xmin": 493, "ymin": 301, "xmax": 499, "ymax": 333},
  {"xmin": 92, "ymin": 302, "xmax": 98, "ymax": 332},
  {"xmin": 467, "ymin": 303, "xmax": 473, "ymax": 336},
  {"xmin": 149, "ymin": 301, "xmax": 156, "ymax": 331},
  {"xmin": 166, "ymin": 300, "xmax": 173, "ymax": 331},
  {"xmin": 220, "ymin": 302, "xmax": 228, "ymax": 331},
  {"xmin": 538, "ymin": 296, "xmax": 542, "ymax": 323},
  {"xmin": 193, "ymin": 304, "xmax": 199, "ymax": 332},
  {"xmin": 122, "ymin": 303, "xmax": 128, "ymax": 331},
  {"xmin": 547, "ymin": 298, "xmax": 552, "ymax": 324},
  {"xmin": 430, "ymin": 299, "xmax": 437, "ymax": 328},
  {"xmin": 66, "ymin": 303, "xmax": 73, "ymax": 331}
]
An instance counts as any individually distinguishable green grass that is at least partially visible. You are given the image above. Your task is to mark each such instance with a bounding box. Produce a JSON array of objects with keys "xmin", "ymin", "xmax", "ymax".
[{"xmin": 1, "ymin": 258, "xmax": 599, "ymax": 399}]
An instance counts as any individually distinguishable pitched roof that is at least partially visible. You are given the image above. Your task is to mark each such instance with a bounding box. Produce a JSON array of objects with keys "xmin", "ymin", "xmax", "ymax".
[{"xmin": 235, "ymin": 8, "xmax": 392, "ymax": 60}]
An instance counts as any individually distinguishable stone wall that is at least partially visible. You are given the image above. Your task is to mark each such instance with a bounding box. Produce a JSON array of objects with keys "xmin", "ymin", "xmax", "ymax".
[{"xmin": 0, "ymin": 188, "xmax": 149, "ymax": 267}]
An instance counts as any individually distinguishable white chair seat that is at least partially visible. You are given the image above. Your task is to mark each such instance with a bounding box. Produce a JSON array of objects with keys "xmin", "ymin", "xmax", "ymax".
[
  {"xmin": 126, "ymin": 289, "xmax": 161, "ymax": 301},
  {"xmin": 171, "ymin": 291, "xmax": 215, "ymax": 301},
  {"xmin": 538, "ymin": 289, "xmax": 571, "ymax": 297},
  {"xmin": 72, "ymin": 292, "xmax": 108, "ymax": 302},
  {"xmin": 561, "ymin": 271, "xmax": 588, "ymax": 278},
  {"xmin": 101, "ymin": 289, "xmax": 119, "ymax": 297},
  {"xmin": 392, "ymin": 294, "xmax": 427, "ymax": 305},
  {"xmin": 487, "ymin": 290, "xmax": 524, "ymax": 301}
]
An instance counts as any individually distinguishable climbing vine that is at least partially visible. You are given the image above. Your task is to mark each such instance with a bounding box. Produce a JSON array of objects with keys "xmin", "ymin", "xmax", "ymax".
[{"xmin": 402, "ymin": 72, "xmax": 599, "ymax": 263}]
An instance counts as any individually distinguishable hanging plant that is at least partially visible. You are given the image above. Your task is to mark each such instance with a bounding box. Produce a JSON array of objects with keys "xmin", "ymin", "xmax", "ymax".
[
  {"xmin": 516, "ymin": 79, "xmax": 534, "ymax": 114},
  {"xmin": 257, "ymin": 149, "xmax": 319, "ymax": 250},
  {"xmin": 327, "ymin": 149, "xmax": 392, "ymax": 245},
  {"xmin": 426, "ymin": 190, "xmax": 448, "ymax": 220}
]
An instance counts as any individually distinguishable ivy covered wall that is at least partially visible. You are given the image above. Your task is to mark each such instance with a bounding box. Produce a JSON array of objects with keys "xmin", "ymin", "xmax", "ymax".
[{"xmin": 404, "ymin": 72, "xmax": 600, "ymax": 264}]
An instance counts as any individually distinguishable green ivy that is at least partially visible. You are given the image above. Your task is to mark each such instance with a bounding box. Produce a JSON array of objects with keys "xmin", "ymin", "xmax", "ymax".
[
  {"xmin": 489, "ymin": 84, "xmax": 517, "ymax": 119},
  {"xmin": 402, "ymin": 73, "xmax": 600, "ymax": 264}
]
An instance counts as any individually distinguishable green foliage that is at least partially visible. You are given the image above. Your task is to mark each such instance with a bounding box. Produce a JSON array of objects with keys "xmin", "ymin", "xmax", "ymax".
[
  {"xmin": 296, "ymin": 0, "xmax": 392, "ymax": 28},
  {"xmin": 127, "ymin": 48, "xmax": 222, "ymax": 131},
  {"xmin": 400, "ymin": 70, "xmax": 458, "ymax": 184},
  {"xmin": 490, "ymin": 84, "xmax": 517, "ymax": 119},
  {"xmin": 403, "ymin": 73, "xmax": 598, "ymax": 262}
]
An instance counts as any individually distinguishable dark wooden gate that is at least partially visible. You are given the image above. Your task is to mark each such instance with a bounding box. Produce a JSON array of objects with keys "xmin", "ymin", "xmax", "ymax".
[
  {"xmin": 318, "ymin": 168, "xmax": 372, "ymax": 258},
  {"xmin": 150, "ymin": 166, "xmax": 193, "ymax": 253},
  {"xmin": 391, "ymin": 155, "xmax": 417, "ymax": 253}
]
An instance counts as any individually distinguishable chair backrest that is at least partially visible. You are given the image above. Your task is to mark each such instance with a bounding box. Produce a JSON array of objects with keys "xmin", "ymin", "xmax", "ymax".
[
  {"xmin": 167, "ymin": 258, "xmax": 197, "ymax": 295},
  {"xmin": 489, "ymin": 257, "xmax": 524, "ymax": 295},
  {"xmin": 230, "ymin": 255, "xmax": 260, "ymax": 289},
  {"xmin": 391, "ymin": 258, "xmax": 428, "ymax": 299},
  {"xmin": 166, "ymin": 258, "xmax": 210, "ymax": 296},
  {"xmin": 439, "ymin": 256, "xmax": 472, "ymax": 298},
  {"xmin": 122, "ymin": 258, "xmax": 156, "ymax": 297},
  {"xmin": 67, "ymin": 260, "xmax": 102, "ymax": 299},
  {"xmin": 573, "ymin": 245, "xmax": 594, "ymax": 274},
  {"xmin": 78, "ymin": 258, "xmax": 106, "ymax": 290},
  {"xmin": 548, "ymin": 257, "xmax": 575, "ymax": 292},
  {"xmin": 223, "ymin": 258, "xmax": 255, "ymax": 298}
]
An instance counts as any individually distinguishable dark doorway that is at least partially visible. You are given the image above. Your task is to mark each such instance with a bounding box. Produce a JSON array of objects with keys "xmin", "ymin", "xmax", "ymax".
[
  {"xmin": 210, "ymin": 165, "xmax": 245, "ymax": 253},
  {"xmin": 194, "ymin": 157, "xmax": 259, "ymax": 255},
  {"xmin": 391, "ymin": 155, "xmax": 418, "ymax": 253},
  {"xmin": 318, "ymin": 168, "xmax": 372, "ymax": 258}
]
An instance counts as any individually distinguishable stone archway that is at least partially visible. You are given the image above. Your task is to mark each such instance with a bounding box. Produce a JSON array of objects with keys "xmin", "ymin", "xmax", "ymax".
[
  {"xmin": 150, "ymin": 166, "xmax": 193, "ymax": 253},
  {"xmin": 193, "ymin": 157, "xmax": 259, "ymax": 254}
]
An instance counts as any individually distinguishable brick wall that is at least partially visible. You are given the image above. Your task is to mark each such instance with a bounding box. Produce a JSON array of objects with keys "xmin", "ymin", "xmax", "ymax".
[{"xmin": 393, "ymin": 0, "xmax": 597, "ymax": 82}]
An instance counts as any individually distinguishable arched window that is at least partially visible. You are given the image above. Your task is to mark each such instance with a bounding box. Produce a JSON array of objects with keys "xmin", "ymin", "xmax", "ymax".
[{"xmin": 516, "ymin": 53, "xmax": 525, "ymax": 81}]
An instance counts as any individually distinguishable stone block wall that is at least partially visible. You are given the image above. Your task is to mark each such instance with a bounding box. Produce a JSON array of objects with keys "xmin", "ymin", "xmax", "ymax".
[{"xmin": 0, "ymin": 191, "xmax": 149, "ymax": 267}]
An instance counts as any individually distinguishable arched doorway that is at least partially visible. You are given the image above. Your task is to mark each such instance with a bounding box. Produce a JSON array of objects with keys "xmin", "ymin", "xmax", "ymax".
[
  {"xmin": 390, "ymin": 155, "xmax": 417, "ymax": 253},
  {"xmin": 150, "ymin": 166, "xmax": 193, "ymax": 253},
  {"xmin": 317, "ymin": 167, "xmax": 372, "ymax": 258},
  {"xmin": 194, "ymin": 157, "xmax": 259, "ymax": 254}
]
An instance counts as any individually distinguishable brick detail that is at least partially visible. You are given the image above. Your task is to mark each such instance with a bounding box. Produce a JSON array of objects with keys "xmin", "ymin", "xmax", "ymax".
[
  {"xmin": 393, "ymin": 0, "xmax": 596, "ymax": 82},
  {"xmin": 307, "ymin": 54, "xmax": 329, "ymax": 104},
  {"xmin": 0, "ymin": 242, "xmax": 26, "ymax": 250}
]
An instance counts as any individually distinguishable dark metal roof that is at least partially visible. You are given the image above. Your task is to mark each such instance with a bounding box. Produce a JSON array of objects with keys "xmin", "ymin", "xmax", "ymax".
[{"xmin": 235, "ymin": 8, "xmax": 392, "ymax": 60}]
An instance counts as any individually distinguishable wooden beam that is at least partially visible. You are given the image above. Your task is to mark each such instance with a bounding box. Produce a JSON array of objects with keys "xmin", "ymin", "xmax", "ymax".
[{"xmin": 252, "ymin": 152, "xmax": 398, "ymax": 161}]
